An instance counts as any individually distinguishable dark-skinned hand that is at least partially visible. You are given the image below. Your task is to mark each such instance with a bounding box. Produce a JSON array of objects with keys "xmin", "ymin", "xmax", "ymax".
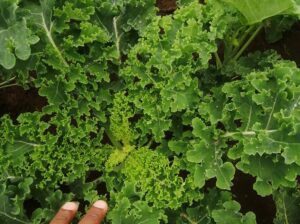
[{"xmin": 50, "ymin": 200, "xmax": 108, "ymax": 224}]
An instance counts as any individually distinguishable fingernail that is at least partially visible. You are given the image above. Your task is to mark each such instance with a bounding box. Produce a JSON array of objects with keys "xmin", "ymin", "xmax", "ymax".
[
  {"xmin": 62, "ymin": 202, "xmax": 79, "ymax": 211},
  {"xmin": 93, "ymin": 200, "xmax": 108, "ymax": 211}
]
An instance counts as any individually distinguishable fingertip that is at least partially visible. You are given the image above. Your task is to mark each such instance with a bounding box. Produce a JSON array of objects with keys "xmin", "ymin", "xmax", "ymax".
[
  {"xmin": 62, "ymin": 202, "xmax": 79, "ymax": 211},
  {"xmin": 50, "ymin": 202, "xmax": 79, "ymax": 224},
  {"xmin": 93, "ymin": 200, "xmax": 108, "ymax": 212},
  {"xmin": 78, "ymin": 200, "xmax": 108, "ymax": 224}
]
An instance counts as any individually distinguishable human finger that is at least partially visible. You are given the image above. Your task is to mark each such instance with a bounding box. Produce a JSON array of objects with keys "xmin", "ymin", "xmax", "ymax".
[
  {"xmin": 50, "ymin": 202, "xmax": 79, "ymax": 224},
  {"xmin": 78, "ymin": 200, "xmax": 108, "ymax": 224}
]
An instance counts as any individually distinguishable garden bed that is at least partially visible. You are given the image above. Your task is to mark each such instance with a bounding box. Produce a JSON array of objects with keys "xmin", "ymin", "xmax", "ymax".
[{"xmin": 1, "ymin": 1, "xmax": 300, "ymax": 224}]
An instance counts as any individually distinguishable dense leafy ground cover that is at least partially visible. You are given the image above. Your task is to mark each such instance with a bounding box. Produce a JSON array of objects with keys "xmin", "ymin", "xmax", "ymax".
[{"xmin": 1, "ymin": 0, "xmax": 300, "ymax": 223}]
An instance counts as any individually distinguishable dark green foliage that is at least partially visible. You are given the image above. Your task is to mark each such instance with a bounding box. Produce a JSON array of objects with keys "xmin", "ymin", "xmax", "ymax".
[{"xmin": 1, "ymin": 0, "xmax": 300, "ymax": 223}]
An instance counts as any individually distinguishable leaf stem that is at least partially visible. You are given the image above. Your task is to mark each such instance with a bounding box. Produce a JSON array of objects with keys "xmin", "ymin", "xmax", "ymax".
[
  {"xmin": 14, "ymin": 140, "xmax": 43, "ymax": 147},
  {"xmin": 0, "ymin": 83, "xmax": 18, "ymax": 89},
  {"xmin": 113, "ymin": 16, "xmax": 121, "ymax": 59},
  {"xmin": 0, "ymin": 175, "xmax": 22, "ymax": 181},
  {"xmin": 231, "ymin": 25, "xmax": 256, "ymax": 59},
  {"xmin": 265, "ymin": 93, "xmax": 278, "ymax": 130},
  {"xmin": 40, "ymin": 13, "xmax": 69, "ymax": 67},
  {"xmin": 281, "ymin": 191, "xmax": 289, "ymax": 224},
  {"xmin": 233, "ymin": 23, "xmax": 264, "ymax": 61},
  {"xmin": 180, "ymin": 213, "xmax": 198, "ymax": 224},
  {"xmin": 90, "ymin": 176, "xmax": 103, "ymax": 185},
  {"xmin": 214, "ymin": 52, "xmax": 222, "ymax": 69},
  {"xmin": 0, "ymin": 211, "xmax": 30, "ymax": 224},
  {"xmin": 222, "ymin": 129, "xmax": 278, "ymax": 138},
  {"xmin": 0, "ymin": 76, "xmax": 16, "ymax": 86},
  {"xmin": 145, "ymin": 139, "xmax": 153, "ymax": 148},
  {"xmin": 104, "ymin": 126, "xmax": 123, "ymax": 150}
]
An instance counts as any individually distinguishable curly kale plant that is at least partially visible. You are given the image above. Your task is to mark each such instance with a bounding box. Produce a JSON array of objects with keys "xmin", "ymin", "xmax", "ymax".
[{"xmin": 1, "ymin": 0, "xmax": 300, "ymax": 223}]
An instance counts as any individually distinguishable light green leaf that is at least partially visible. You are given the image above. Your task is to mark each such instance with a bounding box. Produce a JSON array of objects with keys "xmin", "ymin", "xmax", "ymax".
[
  {"xmin": 187, "ymin": 142, "xmax": 210, "ymax": 163},
  {"xmin": 38, "ymin": 77, "xmax": 70, "ymax": 105},
  {"xmin": 0, "ymin": 16, "xmax": 39, "ymax": 69},
  {"xmin": 120, "ymin": 148, "xmax": 188, "ymax": 209},
  {"xmin": 224, "ymin": 0, "xmax": 300, "ymax": 24},
  {"xmin": 0, "ymin": 178, "xmax": 33, "ymax": 224},
  {"xmin": 108, "ymin": 198, "xmax": 165, "ymax": 224},
  {"xmin": 4, "ymin": 140, "xmax": 42, "ymax": 164},
  {"xmin": 273, "ymin": 188, "xmax": 300, "ymax": 224},
  {"xmin": 182, "ymin": 189, "xmax": 233, "ymax": 224},
  {"xmin": 168, "ymin": 140, "xmax": 189, "ymax": 155},
  {"xmin": 237, "ymin": 154, "xmax": 299, "ymax": 196},
  {"xmin": 192, "ymin": 117, "xmax": 212, "ymax": 143},
  {"xmin": 216, "ymin": 162, "xmax": 235, "ymax": 190},
  {"xmin": 221, "ymin": 59, "xmax": 300, "ymax": 165},
  {"xmin": 26, "ymin": 0, "xmax": 69, "ymax": 68},
  {"xmin": 148, "ymin": 117, "xmax": 172, "ymax": 141},
  {"xmin": 212, "ymin": 200, "xmax": 256, "ymax": 224},
  {"xmin": 253, "ymin": 180, "xmax": 273, "ymax": 197},
  {"xmin": 187, "ymin": 141, "xmax": 235, "ymax": 190},
  {"xmin": 193, "ymin": 164, "xmax": 205, "ymax": 188}
]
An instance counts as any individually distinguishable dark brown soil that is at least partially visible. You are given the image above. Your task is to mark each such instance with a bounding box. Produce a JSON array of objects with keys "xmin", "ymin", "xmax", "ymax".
[
  {"xmin": 156, "ymin": 0, "xmax": 177, "ymax": 14},
  {"xmin": 156, "ymin": 0, "xmax": 205, "ymax": 14},
  {"xmin": 232, "ymin": 171, "xmax": 276, "ymax": 224},
  {"xmin": 249, "ymin": 22, "xmax": 300, "ymax": 66},
  {"xmin": 0, "ymin": 86, "xmax": 47, "ymax": 120}
]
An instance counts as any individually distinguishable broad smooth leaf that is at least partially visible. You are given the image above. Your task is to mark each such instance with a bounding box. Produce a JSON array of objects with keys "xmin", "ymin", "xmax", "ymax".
[
  {"xmin": 0, "ymin": 0, "xmax": 39, "ymax": 70},
  {"xmin": 224, "ymin": 0, "xmax": 300, "ymax": 24},
  {"xmin": 212, "ymin": 200, "xmax": 256, "ymax": 224}
]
